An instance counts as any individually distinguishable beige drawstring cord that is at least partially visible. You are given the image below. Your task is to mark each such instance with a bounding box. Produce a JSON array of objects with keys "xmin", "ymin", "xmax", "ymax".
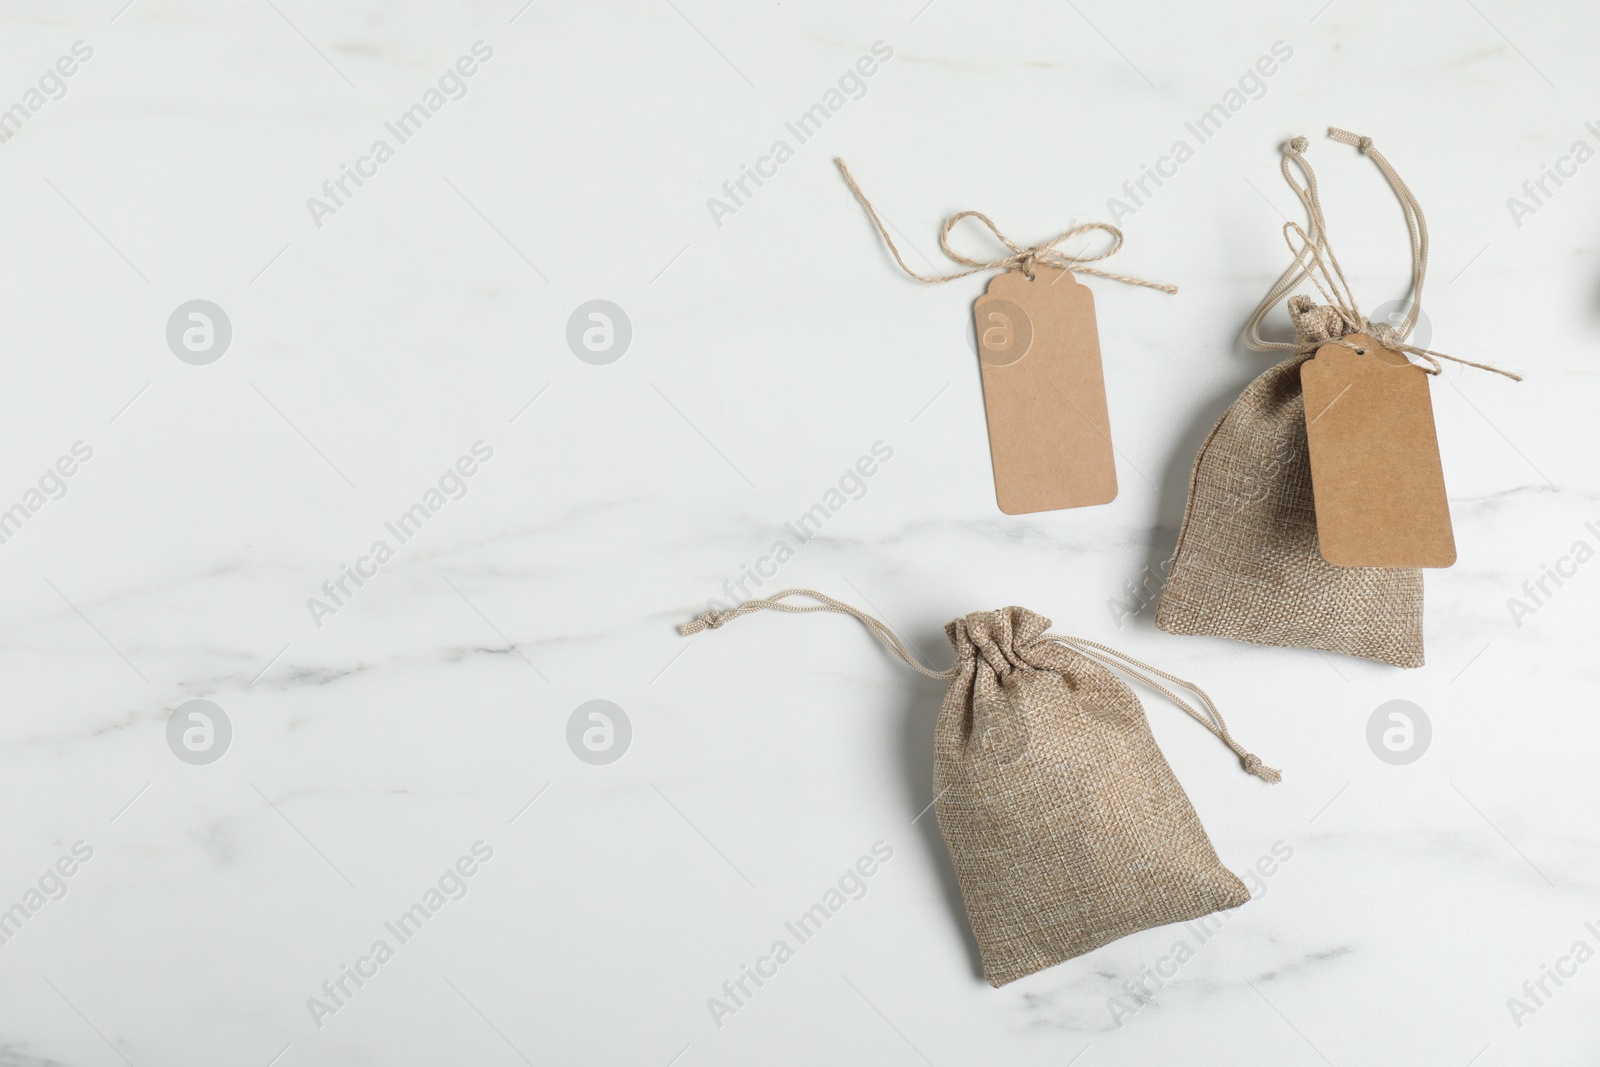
[
  {"xmin": 681, "ymin": 588, "xmax": 956, "ymax": 681},
  {"xmin": 682, "ymin": 589, "xmax": 1278, "ymax": 783},
  {"xmin": 834, "ymin": 158, "xmax": 1177, "ymax": 292},
  {"xmin": 1046, "ymin": 635, "xmax": 1281, "ymax": 783},
  {"xmin": 1244, "ymin": 128, "xmax": 1521, "ymax": 382}
]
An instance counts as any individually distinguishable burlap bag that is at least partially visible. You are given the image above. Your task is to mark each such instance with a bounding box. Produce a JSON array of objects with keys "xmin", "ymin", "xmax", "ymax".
[
  {"xmin": 1155, "ymin": 293, "xmax": 1426, "ymax": 667},
  {"xmin": 1154, "ymin": 128, "xmax": 1514, "ymax": 668},
  {"xmin": 682, "ymin": 589, "xmax": 1279, "ymax": 987}
]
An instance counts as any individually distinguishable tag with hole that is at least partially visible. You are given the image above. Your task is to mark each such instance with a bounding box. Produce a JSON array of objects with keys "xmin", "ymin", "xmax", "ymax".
[
  {"xmin": 1300, "ymin": 333, "xmax": 1456, "ymax": 567},
  {"xmin": 974, "ymin": 266, "xmax": 1117, "ymax": 514}
]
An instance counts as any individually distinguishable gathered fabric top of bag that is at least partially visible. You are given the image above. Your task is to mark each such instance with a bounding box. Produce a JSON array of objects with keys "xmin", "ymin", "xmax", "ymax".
[
  {"xmin": 682, "ymin": 588, "xmax": 1279, "ymax": 783},
  {"xmin": 1243, "ymin": 128, "xmax": 1520, "ymax": 382}
]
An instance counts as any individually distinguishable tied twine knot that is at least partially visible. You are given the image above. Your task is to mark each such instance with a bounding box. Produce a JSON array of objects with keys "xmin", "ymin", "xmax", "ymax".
[
  {"xmin": 679, "ymin": 610, "xmax": 729, "ymax": 635},
  {"xmin": 834, "ymin": 158, "xmax": 1177, "ymax": 293},
  {"xmin": 1241, "ymin": 753, "xmax": 1281, "ymax": 784},
  {"xmin": 1286, "ymin": 292, "xmax": 1481, "ymax": 376},
  {"xmin": 1246, "ymin": 129, "xmax": 1521, "ymax": 381},
  {"xmin": 930, "ymin": 210, "xmax": 1154, "ymax": 287}
]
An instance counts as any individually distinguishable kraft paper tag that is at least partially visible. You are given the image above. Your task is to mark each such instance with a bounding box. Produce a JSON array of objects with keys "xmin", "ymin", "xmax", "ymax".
[
  {"xmin": 973, "ymin": 266, "xmax": 1116, "ymax": 514},
  {"xmin": 1300, "ymin": 333, "xmax": 1456, "ymax": 568}
]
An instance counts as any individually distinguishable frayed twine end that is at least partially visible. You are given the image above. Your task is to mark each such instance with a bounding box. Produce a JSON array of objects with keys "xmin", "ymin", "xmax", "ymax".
[{"xmin": 1242, "ymin": 753, "xmax": 1283, "ymax": 784}]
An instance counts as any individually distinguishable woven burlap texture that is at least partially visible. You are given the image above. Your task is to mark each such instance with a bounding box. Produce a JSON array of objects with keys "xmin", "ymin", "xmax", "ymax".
[
  {"xmin": 1155, "ymin": 299, "xmax": 1426, "ymax": 668},
  {"xmin": 936, "ymin": 606, "xmax": 1249, "ymax": 987}
]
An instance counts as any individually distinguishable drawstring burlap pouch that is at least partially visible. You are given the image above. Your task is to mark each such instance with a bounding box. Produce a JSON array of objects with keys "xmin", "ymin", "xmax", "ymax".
[
  {"xmin": 681, "ymin": 589, "xmax": 1279, "ymax": 987},
  {"xmin": 1156, "ymin": 129, "xmax": 1519, "ymax": 668}
]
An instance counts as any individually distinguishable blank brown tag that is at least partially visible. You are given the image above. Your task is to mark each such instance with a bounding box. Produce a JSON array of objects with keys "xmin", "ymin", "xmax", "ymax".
[
  {"xmin": 973, "ymin": 266, "xmax": 1116, "ymax": 514},
  {"xmin": 1300, "ymin": 333, "xmax": 1456, "ymax": 568}
]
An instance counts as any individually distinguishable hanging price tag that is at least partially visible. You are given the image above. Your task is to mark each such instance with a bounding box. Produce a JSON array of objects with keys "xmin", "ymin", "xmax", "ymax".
[
  {"xmin": 1300, "ymin": 334, "xmax": 1456, "ymax": 568},
  {"xmin": 974, "ymin": 266, "xmax": 1117, "ymax": 514}
]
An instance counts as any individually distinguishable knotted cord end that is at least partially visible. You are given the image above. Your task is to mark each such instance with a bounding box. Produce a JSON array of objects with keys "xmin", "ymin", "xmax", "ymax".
[
  {"xmin": 679, "ymin": 611, "xmax": 728, "ymax": 636},
  {"xmin": 1327, "ymin": 127, "xmax": 1375, "ymax": 155},
  {"xmin": 1287, "ymin": 135, "xmax": 1309, "ymax": 153},
  {"xmin": 1241, "ymin": 753, "xmax": 1282, "ymax": 784}
]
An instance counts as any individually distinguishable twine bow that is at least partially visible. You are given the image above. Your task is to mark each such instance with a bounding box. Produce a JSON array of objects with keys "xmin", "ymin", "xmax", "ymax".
[
  {"xmin": 834, "ymin": 159, "xmax": 1177, "ymax": 293},
  {"xmin": 1245, "ymin": 129, "xmax": 1521, "ymax": 381}
]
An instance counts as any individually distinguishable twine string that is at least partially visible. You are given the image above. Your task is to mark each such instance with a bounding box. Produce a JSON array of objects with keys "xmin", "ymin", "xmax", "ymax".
[
  {"xmin": 1243, "ymin": 129, "xmax": 1521, "ymax": 381},
  {"xmin": 682, "ymin": 590, "xmax": 1279, "ymax": 782},
  {"xmin": 1046, "ymin": 634, "xmax": 1282, "ymax": 783},
  {"xmin": 834, "ymin": 158, "xmax": 1177, "ymax": 293},
  {"xmin": 680, "ymin": 588, "xmax": 955, "ymax": 681}
]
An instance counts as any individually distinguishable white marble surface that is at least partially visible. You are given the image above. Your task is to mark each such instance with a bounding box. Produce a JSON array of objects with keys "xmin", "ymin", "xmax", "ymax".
[{"xmin": 0, "ymin": 0, "xmax": 1595, "ymax": 1064}]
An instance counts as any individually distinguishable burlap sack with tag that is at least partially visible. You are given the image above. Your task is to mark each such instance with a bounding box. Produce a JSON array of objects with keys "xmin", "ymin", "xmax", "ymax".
[
  {"xmin": 1156, "ymin": 295, "xmax": 1425, "ymax": 667},
  {"xmin": 681, "ymin": 590, "xmax": 1278, "ymax": 988},
  {"xmin": 1157, "ymin": 127, "xmax": 1527, "ymax": 666}
]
